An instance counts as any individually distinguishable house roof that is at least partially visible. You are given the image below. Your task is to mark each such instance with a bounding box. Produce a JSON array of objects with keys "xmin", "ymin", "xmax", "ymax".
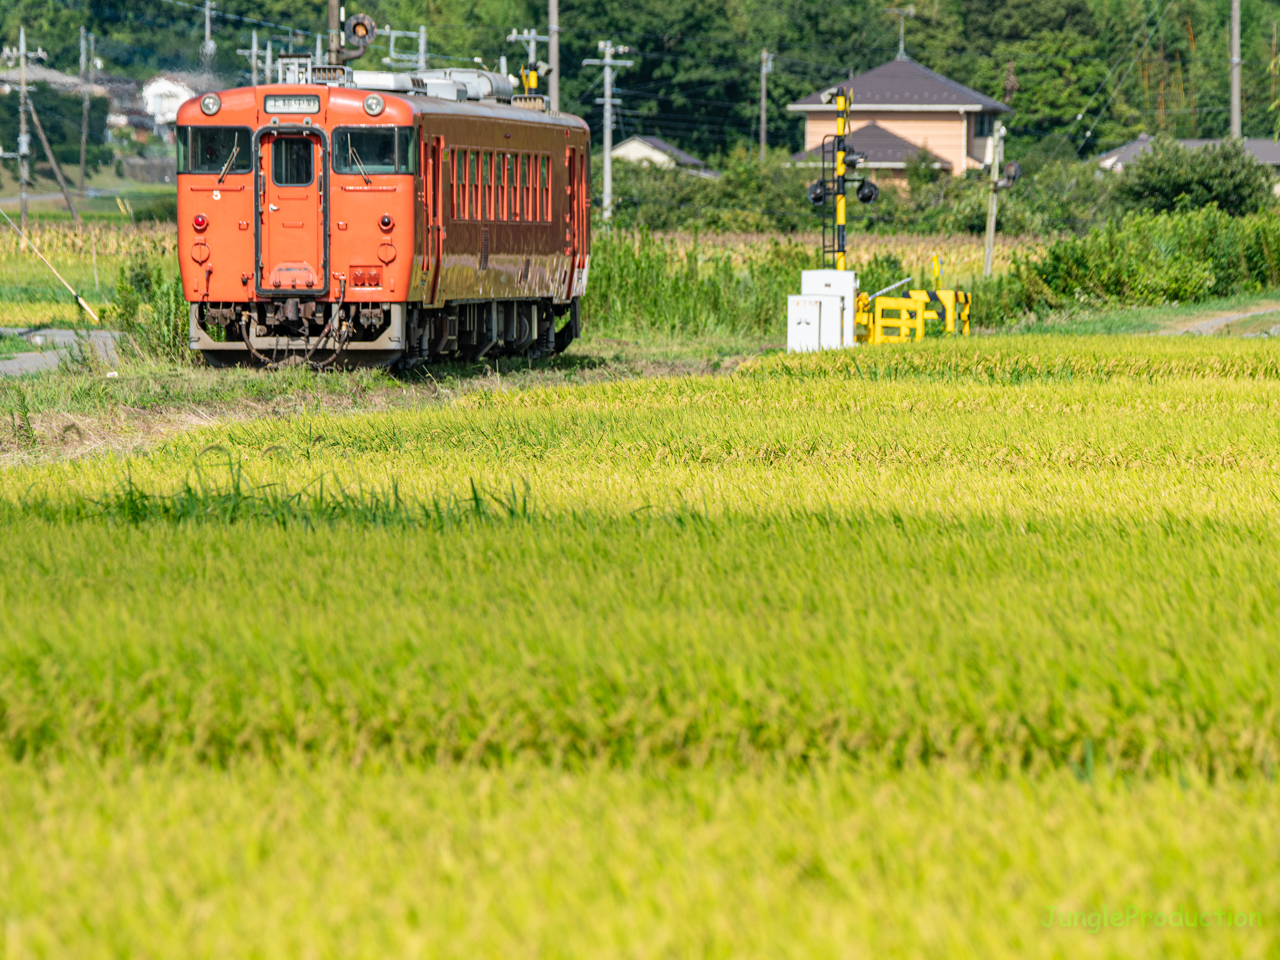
[
  {"xmin": 787, "ymin": 58, "xmax": 1013, "ymax": 114},
  {"xmin": 613, "ymin": 135, "xmax": 708, "ymax": 169},
  {"xmin": 1094, "ymin": 132, "xmax": 1280, "ymax": 170},
  {"xmin": 0, "ymin": 64, "xmax": 107, "ymax": 96},
  {"xmin": 789, "ymin": 121, "xmax": 953, "ymax": 169}
]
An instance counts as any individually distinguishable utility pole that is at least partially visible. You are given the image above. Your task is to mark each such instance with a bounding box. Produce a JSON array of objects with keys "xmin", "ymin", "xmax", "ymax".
[
  {"xmin": 18, "ymin": 26, "xmax": 29, "ymax": 233},
  {"xmin": 583, "ymin": 41, "xmax": 633, "ymax": 221},
  {"xmin": 79, "ymin": 27, "xmax": 89, "ymax": 192},
  {"xmin": 201, "ymin": 0, "xmax": 216, "ymax": 71},
  {"xmin": 1230, "ymin": 0, "xmax": 1242, "ymax": 137},
  {"xmin": 983, "ymin": 121, "xmax": 1004, "ymax": 277},
  {"xmin": 381, "ymin": 25, "xmax": 428, "ymax": 70},
  {"xmin": 759, "ymin": 48, "xmax": 774, "ymax": 163},
  {"xmin": 886, "ymin": 6, "xmax": 915, "ymax": 61},
  {"xmin": 328, "ymin": 0, "xmax": 341, "ymax": 65},
  {"xmin": 548, "ymin": 0, "xmax": 559, "ymax": 112},
  {"xmin": 237, "ymin": 30, "xmax": 260, "ymax": 84}
]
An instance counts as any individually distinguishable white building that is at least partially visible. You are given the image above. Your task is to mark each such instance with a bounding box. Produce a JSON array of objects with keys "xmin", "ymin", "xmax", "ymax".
[{"xmin": 140, "ymin": 75, "xmax": 197, "ymax": 127}]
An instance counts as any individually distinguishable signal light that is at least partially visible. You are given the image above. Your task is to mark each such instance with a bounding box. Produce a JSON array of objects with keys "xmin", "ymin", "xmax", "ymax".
[
  {"xmin": 379, "ymin": 214, "xmax": 394, "ymax": 231},
  {"xmin": 193, "ymin": 213, "xmax": 209, "ymax": 230}
]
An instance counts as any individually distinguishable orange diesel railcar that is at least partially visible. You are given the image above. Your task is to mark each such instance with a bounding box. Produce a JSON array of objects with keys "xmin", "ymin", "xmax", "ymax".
[{"xmin": 177, "ymin": 64, "xmax": 591, "ymax": 367}]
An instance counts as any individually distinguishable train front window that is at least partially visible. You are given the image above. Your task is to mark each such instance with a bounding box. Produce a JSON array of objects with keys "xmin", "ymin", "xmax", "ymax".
[
  {"xmin": 272, "ymin": 138, "xmax": 313, "ymax": 186},
  {"xmin": 332, "ymin": 128, "xmax": 417, "ymax": 174},
  {"xmin": 178, "ymin": 126, "xmax": 252, "ymax": 175}
]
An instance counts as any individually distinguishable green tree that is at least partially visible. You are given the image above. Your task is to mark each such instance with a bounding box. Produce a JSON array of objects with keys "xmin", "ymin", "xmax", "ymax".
[{"xmin": 1113, "ymin": 137, "xmax": 1274, "ymax": 217}]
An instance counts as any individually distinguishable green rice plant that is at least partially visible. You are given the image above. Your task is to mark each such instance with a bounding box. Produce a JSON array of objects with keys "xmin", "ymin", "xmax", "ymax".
[
  {"xmin": 1, "ymin": 760, "xmax": 1275, "ymax": 960},
  {"xmin": 3, "ymin": 337, "xmax": 1280, "ymax": 777}
]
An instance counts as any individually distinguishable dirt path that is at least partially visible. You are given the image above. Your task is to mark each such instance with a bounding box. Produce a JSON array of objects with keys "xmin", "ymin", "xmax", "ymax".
[{"xmin": 1158, "ymin": 302, "xmax": 1280, "ymax": 336}]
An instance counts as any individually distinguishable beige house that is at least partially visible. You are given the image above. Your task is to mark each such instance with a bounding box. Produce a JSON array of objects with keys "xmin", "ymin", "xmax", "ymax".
[{"xmin": 787, "ymin": 59, "xmax": 1012, "ymax": 178}]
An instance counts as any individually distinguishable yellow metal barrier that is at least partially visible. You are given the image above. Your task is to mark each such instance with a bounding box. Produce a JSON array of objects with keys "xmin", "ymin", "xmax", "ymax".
[
  {"xmin": 868, "ymin": 296, "xmax": 923, "ymax": 344},
  {"xmin": 851, "ymin": 289, "xmax": 972, "ymax": 344}
]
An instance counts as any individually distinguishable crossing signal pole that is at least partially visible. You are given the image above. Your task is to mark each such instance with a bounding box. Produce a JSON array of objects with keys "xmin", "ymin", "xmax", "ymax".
[
  {"xmin": 759, "ymin": 49, "xmax": 774, "ymax": 163},
  {"xmin": 583, "ymin": 41, "xmax": 633, "ymax": 221},
  {"xmin": 835, "ymin": 85, "xmax": 847, "ymax": 270}
]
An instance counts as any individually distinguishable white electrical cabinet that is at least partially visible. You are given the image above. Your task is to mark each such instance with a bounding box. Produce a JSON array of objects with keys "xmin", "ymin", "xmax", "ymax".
[
  {"xmin": 787, "ymin": 294, "xmax": 843, "ymax": 353},
  {"xmin": 794, "ymin": 270, "xmax": 859, "ymax": 349}
]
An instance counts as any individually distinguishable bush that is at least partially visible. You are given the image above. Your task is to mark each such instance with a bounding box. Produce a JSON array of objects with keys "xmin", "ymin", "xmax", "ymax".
[
  {"xmin": 995, "ymin": 206, "xmax": 1280, "ymax": 320},
  {"xmin": 1113, "ymin": 138, "xmax": 1273, "ymax": 217},
  {"xmin": 104, "ymin": 257, "xmax": 192, "ymax": 365}
]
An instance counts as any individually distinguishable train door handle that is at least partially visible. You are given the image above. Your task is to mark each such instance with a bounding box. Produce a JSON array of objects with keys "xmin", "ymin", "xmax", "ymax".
[{"xmin": 269, "ymin": 204, "xmax": 279, "ymax": 212}]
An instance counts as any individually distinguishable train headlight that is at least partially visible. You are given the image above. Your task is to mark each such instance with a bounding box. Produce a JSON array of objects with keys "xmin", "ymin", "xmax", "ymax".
[
  {"xmin": 363, "ymin": 94, "xmax": 385, "ymax": 117},
  {"xmin": 200, "ymin": 93, "xmax": 221, "ymax": 116}
]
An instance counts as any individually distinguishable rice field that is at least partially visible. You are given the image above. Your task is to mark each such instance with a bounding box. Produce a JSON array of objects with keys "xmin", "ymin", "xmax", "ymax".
[{"xmin": 2, "ymin": 334, "xmax": 1279, "ymax": 958}]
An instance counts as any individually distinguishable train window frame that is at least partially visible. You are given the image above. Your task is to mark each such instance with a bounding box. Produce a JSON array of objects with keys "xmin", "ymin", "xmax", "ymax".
[
  {"xmin": 469, "ymin": 151, "xmax": 479, "ymax": 221},
  {"xmin": 271, "ymin": 136, "xmax": 314, "ymax": 187},
  {"xmin": 331, "ymin": 126, "xmax": 416, "ymax": 175},
  {"xmin": 178, "ymin": 125, "xmax": 253, "ymax": 175}
]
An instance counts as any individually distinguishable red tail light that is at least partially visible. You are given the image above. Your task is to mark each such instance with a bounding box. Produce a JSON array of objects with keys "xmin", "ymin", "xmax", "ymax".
[{"xmin": 193, "ymin": 213, "xmax": 209, "ymax": 230}]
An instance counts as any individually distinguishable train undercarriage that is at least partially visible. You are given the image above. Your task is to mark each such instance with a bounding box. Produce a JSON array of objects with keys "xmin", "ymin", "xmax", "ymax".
[{"xmin": 192, "ymin": 297, "xmax": 580, "ymax": 369}]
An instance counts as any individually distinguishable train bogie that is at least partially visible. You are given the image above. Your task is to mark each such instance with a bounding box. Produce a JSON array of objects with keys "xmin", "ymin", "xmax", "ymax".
[{"xmin": 176, "ymin": 64, "xmax": 591, "ymax": 368}]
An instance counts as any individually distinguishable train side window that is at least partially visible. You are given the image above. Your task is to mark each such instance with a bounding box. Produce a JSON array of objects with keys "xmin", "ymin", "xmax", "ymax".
[
  {"xmin": 540, "ymin": 155, "xmax": 550, "ymax": 221},
  {"xmin": 499, "ymin": 154, "xmax": 510, "ymax": 221},
  {"xmin": 272, "ymin": 137, "xmax": 313, "ymax": 186},
  {"xmin": 398, "ymin": 128, "xmax": 417, "ymax": 173},
  {"xmin": 469, "ymin": 151, "xmax": 479, "ymax": 221},
  {"xmin": 524, "ymin": 154, "xmax": 535, "ymax": 221},
  {"xmin": 453, "ymin": 148, "xmax": 464, "ymax": 219},
  {"xmin": 481, "ymin": 151, "xmax": 492, "ymax": 220}
]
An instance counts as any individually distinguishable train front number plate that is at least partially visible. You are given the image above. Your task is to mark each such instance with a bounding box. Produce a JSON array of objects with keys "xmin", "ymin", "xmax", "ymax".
[{"xmin": 264, "ymin": 95, "xmax": 321, "ymax": 114}]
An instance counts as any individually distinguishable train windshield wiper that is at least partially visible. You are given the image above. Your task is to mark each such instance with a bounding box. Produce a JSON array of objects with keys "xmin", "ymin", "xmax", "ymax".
[
  {"xmin": 217, "ymin": 134, "xmax": 240, "ymax": 184},
  {"xmin": 349, "ymin": 144, "xmax": 372, "ymax": 185}
]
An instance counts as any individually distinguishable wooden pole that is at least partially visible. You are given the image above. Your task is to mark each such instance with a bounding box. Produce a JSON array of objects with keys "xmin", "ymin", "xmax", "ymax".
[{"xmin": 27, "ymin": 99, "xmax": 82, "ymax": 224}]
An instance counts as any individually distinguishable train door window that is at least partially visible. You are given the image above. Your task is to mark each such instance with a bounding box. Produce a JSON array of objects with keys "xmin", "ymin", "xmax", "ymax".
[
  {"xmin": 272, "ymin": 137, "xmax": 313, "ymax": 186},
  {"xmin": 540, "ymin": 155, "xmax": 550, "ymax": 221}
]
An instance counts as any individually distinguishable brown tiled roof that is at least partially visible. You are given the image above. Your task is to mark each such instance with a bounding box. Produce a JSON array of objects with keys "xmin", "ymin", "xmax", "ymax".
[
  {"xmin": 789, "ymin": 58, "xmax": 1012, "ymax": 113},
  {"xmin": 790, "ymin": 121, "xmax": 953, "ymax": 169}
]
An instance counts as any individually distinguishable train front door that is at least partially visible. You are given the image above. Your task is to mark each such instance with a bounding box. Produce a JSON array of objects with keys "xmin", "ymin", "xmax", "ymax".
[{"xmin": 257, "ymin": 130, "xmax": 327, "ymax": 294}]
